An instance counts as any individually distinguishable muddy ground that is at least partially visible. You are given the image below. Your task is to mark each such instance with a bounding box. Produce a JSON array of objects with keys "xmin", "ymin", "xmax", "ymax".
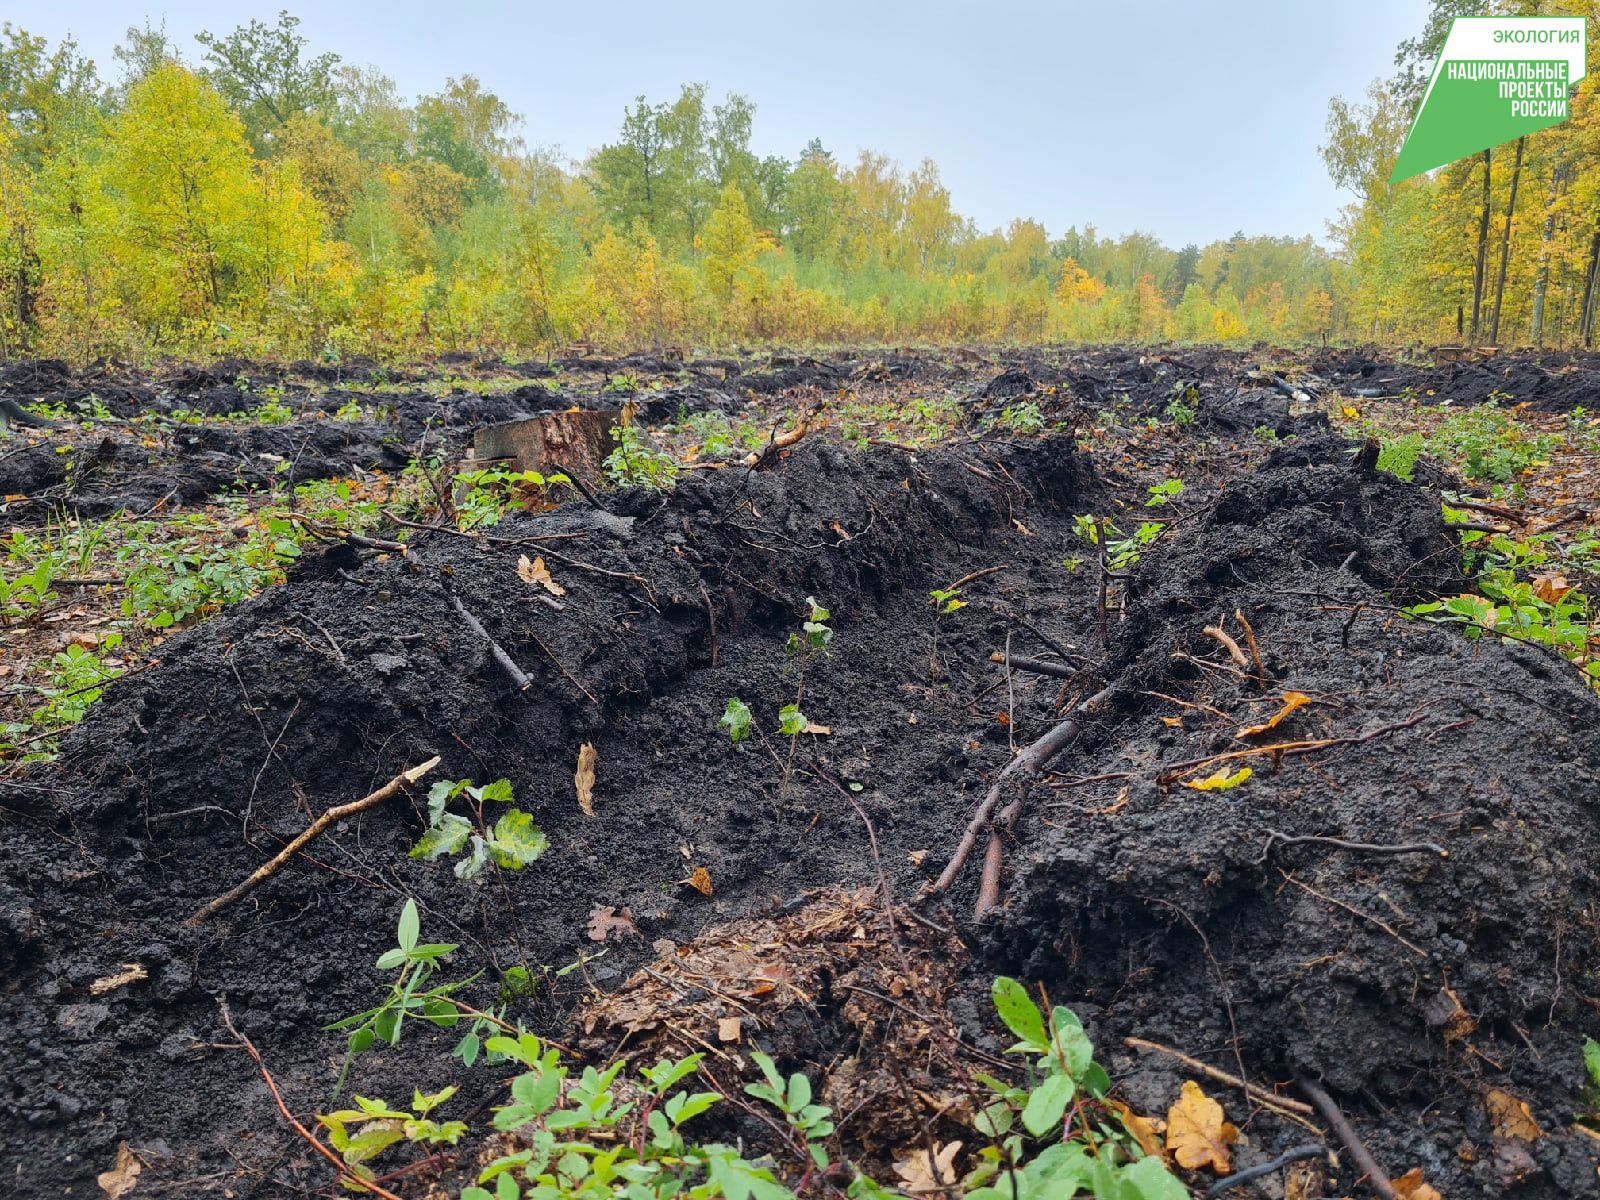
[{"xmin": 2, "ymin": 347, "xmax": 1600, "ymax": 1199}]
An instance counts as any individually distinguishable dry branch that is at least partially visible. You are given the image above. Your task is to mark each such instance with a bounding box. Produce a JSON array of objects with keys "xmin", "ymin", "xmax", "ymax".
[
  {"xmin": 927, "ymin": 685, "xmax": 1113, "ymax": 914},
  {"xmin": 187, "ymin": 757, "xmax": 441, "ymax": 925},
  {"xmin": 1202, "ymin": 623, "xmax": 1251, "ymax": 670},
  {"xmin": 447, "ymin": 593, "xmax": 533, "ymax": 690},
  {"xmin": 989, "ymin": 651, "xmax": 1077, "ymax": 680},
  {"xmin": 1123, "ymin": 1037, "xmax": 1321, "ymax": 1133},
  {"xmin": 1298, "ymin": 1077, "xmax": 1398, "ymax": 1200}
]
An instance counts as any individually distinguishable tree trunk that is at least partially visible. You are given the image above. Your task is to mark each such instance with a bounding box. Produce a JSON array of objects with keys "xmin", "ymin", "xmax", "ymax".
[
  {"xmin": 1490, "ymin": 136, "xmax": 1525, "ymax": 346},
  {"xmin": 1581, "ymin": 227, "xmax": 1600, "ymax": 348},
  {"xmin": 1531, "ymin": 158, "xmax": 1566, "ymax": 345},
  {"xmin": 1471, "ymin": 148, "xmax": 1494, "ymax": 343}
]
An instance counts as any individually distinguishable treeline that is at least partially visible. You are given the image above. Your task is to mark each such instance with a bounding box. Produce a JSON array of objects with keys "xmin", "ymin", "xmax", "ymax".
[
  {"xmin": 1323, "ymin": 0, "xmax": 1600, "ymax": 346},
  {"xmin": 0, "ymin": 13, "xmax": 1343, "ymax": 360}
]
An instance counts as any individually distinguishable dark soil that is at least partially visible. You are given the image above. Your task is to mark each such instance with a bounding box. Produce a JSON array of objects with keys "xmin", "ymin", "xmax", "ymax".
[{"xmin": 2, "ymin": 348, "xmax": 1599, "ymax": 1199}]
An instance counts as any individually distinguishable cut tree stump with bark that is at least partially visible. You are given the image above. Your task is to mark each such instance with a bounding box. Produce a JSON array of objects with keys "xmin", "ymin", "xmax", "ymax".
[{"xmin": 474, "ymin": 410, "xmax": 619, "ymax": 488}]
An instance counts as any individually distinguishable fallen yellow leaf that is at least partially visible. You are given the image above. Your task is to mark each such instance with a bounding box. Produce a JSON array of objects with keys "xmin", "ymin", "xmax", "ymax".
[
  {"xmin": 574, "ymin": 742, "xmax": 597, "ymax": 817},
  {"xmin": 893, "ymin": 1140, "xmax": 963, "ymax": 1194},
  {"xmin": 1485, "ymin": 1088, "xmax": 1542, "ymax": 1141},
  {"xmin": 684, "ymin": 867, "xmax": 713, "ymax": 896},
  {"xmin": 1185, "ymin": 766, "xmax": 1254, "ymax": 792},
  {"xmin": 1393, "ymin": 1167, "xmax": 1444, "ymax": 1200},
  {"xmin": 1166, "ymin": 1080, "xmax": 1237, "ymax": 1173},
  {"xmin": 1107, "ymin": 1098, "xmax": 1167, "ymax": 1160},
  {"xmin": 1236, "ymin": 691, "xmax": 1312, "ymax": 738},
  {"xmin": 97, "ymin": 1142, "xmax": 141, "ymax": 1199},
  {"xmin": 517, "ymin": 553, "xmax": 567, "ymax": 596}
]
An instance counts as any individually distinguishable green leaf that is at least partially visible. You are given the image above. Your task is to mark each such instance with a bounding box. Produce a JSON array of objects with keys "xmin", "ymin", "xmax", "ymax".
[
  {"xmin": 1585, "ymin": 1037, "xmax": 1600, "ymax": 1088},
  {"xmin": 1020, "ymin": 1071, "xmax": 1075, "ymax": 1136},
  {"xmin": 488, "ymin": 808, "xmax": 549, "ymax": 869},
  {"xmin": 396, "ymin": 899, "xmax": 419, "ymax": 952},
  {"xmin": 455, "ymin": 835, "xmax": 491, "ymax": 879},
  {"xmin": 777, "ymin": 703, "xmax": 807, "ymax": 737},
  {"xmin": 720, "ymin": 697, "xmax": 752, "ymax": 744},
  {"xmin": 411, "ymin": 811, "xmax": 472, "ymax": 860},
  {"xmin": 478, "ymin": 778, "xmax": 515, "ymax": 803},
  {"xmin": 991, "ymin": 977, "xmax": 1047, "ymax": 1049}
]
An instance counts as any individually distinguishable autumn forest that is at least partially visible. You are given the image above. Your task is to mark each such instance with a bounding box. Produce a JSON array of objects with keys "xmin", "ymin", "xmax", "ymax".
[{"xmin": 3, "ymin": 9, "xmax": 1592, "ymax": 361}]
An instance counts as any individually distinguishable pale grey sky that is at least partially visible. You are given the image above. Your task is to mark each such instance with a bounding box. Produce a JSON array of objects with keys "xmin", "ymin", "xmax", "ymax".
[{"xmin": 13, "ymin": 0, "xmax": 1428, "ymax": 247}]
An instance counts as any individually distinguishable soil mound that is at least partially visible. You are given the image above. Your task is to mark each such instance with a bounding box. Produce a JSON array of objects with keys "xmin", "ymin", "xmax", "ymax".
[{"xmin": 987, "ymin": 435, "xmax": 1600, "ymax": 1196}]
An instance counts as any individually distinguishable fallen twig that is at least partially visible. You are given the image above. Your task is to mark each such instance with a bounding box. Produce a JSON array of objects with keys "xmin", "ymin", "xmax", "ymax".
[
  {"xmin": 217, "ymin": 999, "xmax": 405, "ymax": 1200},
  {"xmin": 1155, "ymin": 710, "xmax": 1431, "ymax": 784},
  {"xmin": 926, "ymin": 685, "xmax": 1113, "ymax": 914},
  {"xmin": 743, "ymin": 410, "xmax": 816, "ymax": 467},
  {"xmin": 944, "ymin": 563, "xmax": 1011, "ymax": 592},
  {"xmin": 989, "ymin": 651, "xmax": 1077, "ymax": 680},
  {"xmin": 1297, "ymin": 1077, "xmax": 1398, "ymax": 1200},
  {"xmin": 1262, "ymin": 830, "xmax": 1448, "ymax": 863},
  {"xmin": 1233, "ymin": 607, "xmax": 1267, "ymax": 683},
  {"xmin": 1122, "ymin": 1038, "xmax": 1321, "ymax": 1130},
  {"xmin": 1204, "ymin": 1143, "xmax": 1326, "ymax": 1199},
  {"xmin": 1278, "ymin": 870, "xmax": 1428, "ymax": 959},
  {"xmin": 187, "ymin": 757, "xmax": 440, "ymax": 925},
  {"xmin": 1202, "ymin": 622, "xmax": 1251, "ymax": 670},
  {"xmin": 289, "ymin": 513, "xmax": 410, "ymax": 555},
  {"xmin": 447, "ymin": 592, "xmax": 533, "ymax": 690}
]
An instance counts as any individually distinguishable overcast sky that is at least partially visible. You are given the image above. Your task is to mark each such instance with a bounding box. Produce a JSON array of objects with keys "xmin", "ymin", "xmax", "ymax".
[{"xmin": 14, "ymin": 0, "xmax": 1428, "ymax": 247}]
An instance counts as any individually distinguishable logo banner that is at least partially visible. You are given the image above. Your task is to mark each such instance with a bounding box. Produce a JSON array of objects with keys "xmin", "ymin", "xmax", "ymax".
[{"xmin": 1391, "ymin": 16, "xmax": 1587, "ymax": 182}]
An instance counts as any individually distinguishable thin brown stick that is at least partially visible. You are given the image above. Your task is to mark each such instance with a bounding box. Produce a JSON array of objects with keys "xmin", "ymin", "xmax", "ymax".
[
  {"xmin": 1262, "ymin": 830, "xmax": 1448, "ymax": 862},
  {"xmin": 742, "ymin": 410, "xmax": 816, "ymax": 467},
  {"xmin": 187, "ymin": 757, "xmax": 440, "ymax": 925},
  {"xmin": 1155, "ymin": 710, "xmax": 1431, "ymax": 784},
  {"xmin": 1298, "ymin": 1077, "xmax": 1398, "ymax": 1200},
  {"xmin": 1122, "ymin": 1038, "xmax": 1321, "ymax": 1132},
  {"xmin": 989, "ymin": 651, "xmax": 1076, "ymax": 680},
  {"xmin": 218, "ymin": 999, "xmax": 405, "ymax": 1200},
  {"xmin": 1233, "ymin": 607, "xmax": 1267, "ymax": 682},
  {"xmin": 944, "ymin": 563, "xmax": 1011, "ymax": 592},
  {"xmin": 1202, "ymin": 623, "xmax": 1250, "ymax": 670},
  {"xmin": 926, "ymin": 685, "xmax": 1113, "ymax": 911},
  {"xmin": 1278, "ymin": 870, "xmax": 1428, "ymax": 959}
]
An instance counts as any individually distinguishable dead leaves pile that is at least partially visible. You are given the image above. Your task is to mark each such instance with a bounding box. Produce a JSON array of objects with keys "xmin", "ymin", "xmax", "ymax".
[{"xmin": 582, "ymin": 885, "xmax": 968, "ymax": 1163}]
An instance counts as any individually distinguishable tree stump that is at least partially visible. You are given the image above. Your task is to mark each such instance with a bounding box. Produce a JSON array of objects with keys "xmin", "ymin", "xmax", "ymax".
[{"xmin": 474, "ymin": 410, "xmax": 618, "ymax": 487}]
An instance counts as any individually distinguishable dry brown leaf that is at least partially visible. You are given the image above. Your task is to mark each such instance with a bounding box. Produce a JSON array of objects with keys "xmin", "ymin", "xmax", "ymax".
[
  {"xmin": 1532, "ymin": 572, "xmax": 1572, "ymax": 604},
  {"xmin": 893, "ymin": 1140, "xmax": 963, "ymax": 1194},
  {"xmin": 1236, "ymin": 691, "xmax": 1313, "ymax": 737},
  {"xmin": 517, "ymin": 553, "xmax": 567, "ymax": 596},
  {"xmin": 97, "ymin": 1142, "xmax": 141, "ymax": 1199},
  {"xmin": 1012, "ymin": 518, "xmax": 1033, "ymax": 536},
  {"xmin": 1107, "ymin": 1099, "xmax": 1167, "ymax": 1160},
  {"xmin": 574, "ymin": 742, "xmax": 597, "ymax": 817},
  {"xmin": 1161, "ymin": 715, "xmax": 1183, "ymax": 728},
  {"xmin": 1422, "ymin": 986, "xmax": 1476, "ymax": 1043},
  {"xmin": 907, "ymin": 849, "xmax": 928, "ymax": 867},
  {"xmin": 1165, "ymin": 1080, "xmax": 1237, "ymax": 1173},
  {"xmin": 1485, "ymin": 1088, "xmax": 1543, "ymax": 1141},
  {"xmin": 586, "ymin": 905, "xmax": 637, "ymax": 943},
  {"xmin": 1393, "ymin": 1167, "xmax": 1445, "ymax": 1200},
  {"xmin": 803, "ymin": 722, "xmax": 831, "ymax": 735},
  {"xmin": 717, "ymin": 1016, "xmax": 742, "ymax": 1043},
  {"xmin": 684, "ymin": 867, "xmax": 713, "ymax": 896},
  {"xmin": 89, "ymin": 963, "xmax": 148, "ymax": 996}
]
